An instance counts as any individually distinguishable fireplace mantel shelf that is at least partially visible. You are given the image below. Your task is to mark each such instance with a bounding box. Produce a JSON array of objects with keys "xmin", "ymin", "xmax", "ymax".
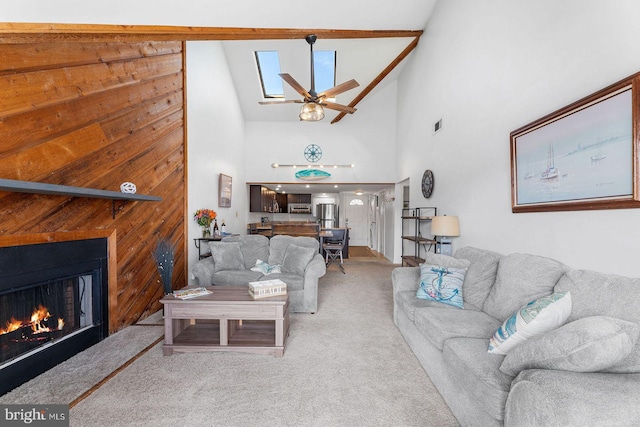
[{"xmin": 0, "ymin": 178, "xmax": 162, "ymax": 218}]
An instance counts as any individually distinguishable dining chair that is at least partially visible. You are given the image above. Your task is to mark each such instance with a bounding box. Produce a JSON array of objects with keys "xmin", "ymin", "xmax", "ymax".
[{"xmin": 323, "ymin": 228, "xmax": 346, "ymax": 274}]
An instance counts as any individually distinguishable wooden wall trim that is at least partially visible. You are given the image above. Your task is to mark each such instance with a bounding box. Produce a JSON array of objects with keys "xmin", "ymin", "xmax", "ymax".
[
  {"xmin": 0, "ymin": 229, "xmax": 119, "ymax": 333},
  {"xmin": 0, "ymin": 23, "xmax": 423, "ymax": 43},
  {"xmin": 181, "ymin": 41, "xmax": 189, "ymax": 291}
]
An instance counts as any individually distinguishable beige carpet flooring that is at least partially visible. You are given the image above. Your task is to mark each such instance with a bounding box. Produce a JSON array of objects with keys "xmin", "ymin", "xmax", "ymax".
[{"xmin": 1, "ymin": 259, "xmax": 458, "ymax": 427}]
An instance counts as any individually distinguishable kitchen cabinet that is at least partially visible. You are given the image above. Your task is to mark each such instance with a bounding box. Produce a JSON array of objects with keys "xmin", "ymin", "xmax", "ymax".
[
  {"xmin": 287, "ymin": 193, "xmax": 312, "ymax": 214},
  {"xmin": 287, "ymin": 193, "xmax": 312, "ymax": 204},
  {"xmin": 249, "ymin": 185, "xmax": 286, "ymax": 213}
]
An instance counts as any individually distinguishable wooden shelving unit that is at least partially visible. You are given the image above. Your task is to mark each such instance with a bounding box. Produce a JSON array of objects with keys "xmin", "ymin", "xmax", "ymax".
[
  {"xmin": 0, "ymin": 178, "xmax": 162, "ymax": 218},
  {"xmin": 401, "ymin": 206, "xmax": 437, "ymax": 267}
]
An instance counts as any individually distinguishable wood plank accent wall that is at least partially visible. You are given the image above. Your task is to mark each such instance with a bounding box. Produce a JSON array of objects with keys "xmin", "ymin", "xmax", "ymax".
[{"xmin": 0, "ymin": 40, "xmax": 187, "ymax": 332}]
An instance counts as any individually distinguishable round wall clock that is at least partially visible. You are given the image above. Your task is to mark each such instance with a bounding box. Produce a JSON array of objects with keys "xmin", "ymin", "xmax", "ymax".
[
  {"xmin": 304, "ymin": 144, "xmax": 322, "ymax": 162},
  {"xmin": 422, "ymin": 169, "xmax": 434, "ymax": 198}
]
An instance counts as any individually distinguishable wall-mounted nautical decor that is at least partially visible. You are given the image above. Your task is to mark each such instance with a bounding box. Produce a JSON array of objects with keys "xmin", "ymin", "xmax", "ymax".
[
  {"xmin": 295, "ymin": 169, "xmax": 331, "ymax": 181},
  {"xmin": 304, "ymin": 144, "xmax": 322, "ymax": 162}
]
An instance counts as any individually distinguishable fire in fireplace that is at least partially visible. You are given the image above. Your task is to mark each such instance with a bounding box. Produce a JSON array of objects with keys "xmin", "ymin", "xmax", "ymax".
[
  {"xmin": 0, "ymin": 238, "xmax": 108, "ymax": 396},
  {"xmin": 0, "ymin": 275, "xmax": 95, "ymax": 367}
]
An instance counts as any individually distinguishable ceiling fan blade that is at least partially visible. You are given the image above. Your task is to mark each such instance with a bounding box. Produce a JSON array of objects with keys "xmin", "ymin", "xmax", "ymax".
[
  {"xmin": 279, "ymin": 73, "xmax": 312, "ymax": 99},
  {"xmin": 258, "ymin": 100, "xmax": 304, "ymax": 105},
  {"xmin": 317, "ymin": 79, "xmax": 360, "ymax": 99},
  {"xmin": 319, "ymin": 100, "xmax": 357, "ymax": 114}
]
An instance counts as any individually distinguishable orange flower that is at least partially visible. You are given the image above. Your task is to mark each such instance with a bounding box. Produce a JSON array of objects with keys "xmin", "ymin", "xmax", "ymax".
[{"xmin": 193, "ymin": 209, "xmax": 217, "ymax": 227}]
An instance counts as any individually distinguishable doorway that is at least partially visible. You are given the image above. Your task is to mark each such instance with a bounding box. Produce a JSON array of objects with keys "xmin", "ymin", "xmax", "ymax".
[{"xmin": 343, "ymin": 194, "xmax": 368, "ymax": 246}]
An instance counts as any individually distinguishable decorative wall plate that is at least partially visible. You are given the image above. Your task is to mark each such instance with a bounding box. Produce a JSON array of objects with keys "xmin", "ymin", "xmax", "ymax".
[
  {"xmin": 422, "ymin": 169, "xmax": 434, "ymax": 198},
  {"xmin": 304, "ymin": 144, "xmax": 322, "ymax": 162}
]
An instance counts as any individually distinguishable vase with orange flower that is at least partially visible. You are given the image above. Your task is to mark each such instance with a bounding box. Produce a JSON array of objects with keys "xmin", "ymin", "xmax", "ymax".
[{"xmin": 194, "ymin": 208, "xmax": 217, "ymax": 238}]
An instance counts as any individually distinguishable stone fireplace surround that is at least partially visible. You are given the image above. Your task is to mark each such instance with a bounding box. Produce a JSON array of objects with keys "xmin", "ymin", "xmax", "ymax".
[{"xmin": 0, "ymin": 230, "xmax": 117, "ymax": 395}]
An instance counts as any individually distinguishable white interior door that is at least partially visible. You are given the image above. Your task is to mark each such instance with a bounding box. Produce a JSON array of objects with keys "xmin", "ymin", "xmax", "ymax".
[{"xmin": 344, "ymin": 194, "xmax": 368, "ymax": 246}]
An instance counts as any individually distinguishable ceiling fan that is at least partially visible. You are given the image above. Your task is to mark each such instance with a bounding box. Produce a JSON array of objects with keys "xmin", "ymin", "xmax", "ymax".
[{"xmin": 259, "ymin": 35, "xmax": 360, "ymax": 121}]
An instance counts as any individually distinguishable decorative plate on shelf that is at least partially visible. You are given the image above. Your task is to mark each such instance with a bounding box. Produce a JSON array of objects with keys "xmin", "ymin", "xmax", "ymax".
[{"xmin": 422, "ymin": 169, "xmax": 434, "ymax": 198}]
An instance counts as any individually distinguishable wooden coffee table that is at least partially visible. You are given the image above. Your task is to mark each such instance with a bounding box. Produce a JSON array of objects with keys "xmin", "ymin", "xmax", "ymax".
[{"xmin": 160, "ymin": 286, "xmax": 289, "ymax": 357}]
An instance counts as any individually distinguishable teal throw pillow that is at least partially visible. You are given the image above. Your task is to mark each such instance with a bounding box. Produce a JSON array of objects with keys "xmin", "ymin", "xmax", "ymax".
[
  {"xmin": 488, "ymin": 291, "xmax": 572, "ymax": 355},
  {"xmin": 416, "ymin": 263, "xmax": 466, "ymax": 309},
  {"xmin": 250, "ymin": 259, "xmax": 282, "ymax": 275}
]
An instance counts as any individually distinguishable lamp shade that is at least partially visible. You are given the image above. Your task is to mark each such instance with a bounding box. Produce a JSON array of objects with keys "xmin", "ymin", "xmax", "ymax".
[
  {"xmin": 431, "ymin": 216, "xmax": 460, "ymax": 237},
  {"xmin": 299, "ymin": 102, "xmax": 324, "ymax": 121}
]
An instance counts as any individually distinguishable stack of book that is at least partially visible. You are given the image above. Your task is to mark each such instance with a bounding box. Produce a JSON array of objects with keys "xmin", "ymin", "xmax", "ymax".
[
  {"xmin": 249, "ymin": 279, "xmax": 287, "ymax": 299},
  {"xmin": 173, "ymin": 287, "xmax": 212, "ymax": 300}
]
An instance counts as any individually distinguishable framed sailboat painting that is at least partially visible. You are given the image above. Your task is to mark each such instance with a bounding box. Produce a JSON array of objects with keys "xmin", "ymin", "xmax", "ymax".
[{"xmin": 510, "ymin": 72, "xmax": 640, "ymax": 213}]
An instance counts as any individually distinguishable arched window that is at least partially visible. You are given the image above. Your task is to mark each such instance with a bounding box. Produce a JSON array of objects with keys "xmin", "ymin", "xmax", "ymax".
[{"xmin": 349, "ymin": 198, "xmax": 364, "ymax": 206}]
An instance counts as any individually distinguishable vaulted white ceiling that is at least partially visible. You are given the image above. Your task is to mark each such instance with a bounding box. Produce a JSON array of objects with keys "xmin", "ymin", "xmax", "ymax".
[
  {"xmin": 222, "ymin": 37, "xmax": 417, "ymax": 123},
  {"xmin": 4, "ymin": 0, "xmax": 438, "ymax": 193},
  {"xmin": 5, "ymin": 0, "xmax": 438, "ymax": 124}
]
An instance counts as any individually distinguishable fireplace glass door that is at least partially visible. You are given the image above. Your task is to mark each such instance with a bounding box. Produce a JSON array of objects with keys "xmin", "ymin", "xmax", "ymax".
[{"xmin": 0, "ymin": 273, "xmax": 95, "ymax": 366}]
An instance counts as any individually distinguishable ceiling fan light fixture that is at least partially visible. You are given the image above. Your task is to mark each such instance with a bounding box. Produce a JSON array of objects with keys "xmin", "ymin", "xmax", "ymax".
[{"xmin": 299, "ymin": 102, "xmax": 325, "ymax": 121}]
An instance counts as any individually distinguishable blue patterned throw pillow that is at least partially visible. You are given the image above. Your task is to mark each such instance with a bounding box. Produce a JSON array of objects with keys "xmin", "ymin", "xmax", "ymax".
[
  {"xmin": 416, "ymin": 263, "xmax": 466, "ymax": 309},
  {"xmin": 488, "ymin": 291, "xmax": 572, "ymax": 355},
  {"xmin": 250, "ymin": 259, "xmax": 282, "ymax": 275}
]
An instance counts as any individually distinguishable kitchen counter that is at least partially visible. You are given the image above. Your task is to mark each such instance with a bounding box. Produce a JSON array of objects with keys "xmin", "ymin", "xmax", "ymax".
[{"xmin": 247, "ymin": 221, "xmax": 319, "ymax": 238}]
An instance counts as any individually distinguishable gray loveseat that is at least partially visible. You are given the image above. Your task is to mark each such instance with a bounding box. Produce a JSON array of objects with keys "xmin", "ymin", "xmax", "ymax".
[
  {"xmin": 392, "ymin": 247, "xmax": 640, "ymax": 426},
  {"xmin": 192, "ymin": 234, "xmax": 326, "ymax": 313}
]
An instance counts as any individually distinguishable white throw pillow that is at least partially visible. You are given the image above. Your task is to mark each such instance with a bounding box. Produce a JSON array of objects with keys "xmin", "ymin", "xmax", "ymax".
[{"xmin": 488, "ymin": 291, "xmax": 572, "ymax": 355}]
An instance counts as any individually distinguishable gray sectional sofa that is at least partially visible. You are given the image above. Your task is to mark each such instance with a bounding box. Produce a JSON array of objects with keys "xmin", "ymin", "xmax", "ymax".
[
  {"xmin": 192, "ymin": 234, "xmax": 326, "ymax": 313},
  {"xmin": 392, "ymin": 247, "xmax": 640, "ymax": 426}
]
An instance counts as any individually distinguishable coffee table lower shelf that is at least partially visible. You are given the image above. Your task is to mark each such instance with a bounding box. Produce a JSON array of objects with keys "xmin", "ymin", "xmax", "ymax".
[
  {"xmin": 160, "ymin": 286, "xmax": 290, "ymax": 358},
  {"xmin": 164, "ymin": 319, "xmax": 286, "ymax": 357}
]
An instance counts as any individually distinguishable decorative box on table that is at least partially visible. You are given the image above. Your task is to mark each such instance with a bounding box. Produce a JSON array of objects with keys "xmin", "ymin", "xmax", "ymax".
[{"xmin": 249, "ymin": 279, "xmax": 287, "ymax": 299}]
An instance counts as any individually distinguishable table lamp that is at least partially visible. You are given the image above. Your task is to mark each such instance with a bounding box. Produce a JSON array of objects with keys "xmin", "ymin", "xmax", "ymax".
[{"xmin": 431, "ymin": 216, "xmax": 460, "ymax": 256}]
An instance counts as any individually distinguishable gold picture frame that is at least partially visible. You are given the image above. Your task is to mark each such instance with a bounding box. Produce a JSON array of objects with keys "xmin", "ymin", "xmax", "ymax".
[{"xmin": 218, "ymin": 174, "xmax": 232, "ymax": 208}]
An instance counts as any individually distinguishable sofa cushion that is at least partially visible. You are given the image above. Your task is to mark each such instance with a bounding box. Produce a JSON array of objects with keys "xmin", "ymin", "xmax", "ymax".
[
  {"xmin": 222, "ymin": 235, "xmax": 270, "ymax": 269},
  {"xmin": 505, "ymin": 369, "xmax": 640, "ymax": 426},
  {"xmin": 414, "ymin": 306, "xmax": 502, "ymax": 350},
  {"xmin": 555, "ymin": 268, "xmax": 640, "ymax": 373},
  {"xmin": 209, "ymin": 242, "xmax": 245, "ymax": 273},
  {"xmin": 250, "ymin": 259, "xmax": 282, "ymax": 275},
  {"xmin": 397, "ymin": 290, "xmax": 474, "ymax": 322},
  {"xmin": 500, "ymin": 316, "xmax": 639, "ymax": 376},
  {"xmin": 483, "ymin": 253, "xmax": 566, "ymax": 321},
  {"xmin": 454, "ymin": 247, "xmax": 502, "ymax": 310},
  {"xmin": 424, "ymin": 252, "xmax": 471, "ymax": 269},
  {"xmin": 444, "ymin": 337, "xmax": 513, "ymax": 421},
  {"xmin": 268, "ymin": 235, "xmax": 319, "ymax": 265},
  {"xmin": 211, "ymin": 269, "xmax": 263, "ymax": 286},
  {"xmin": 281, "ymin": 244, "xmax": 317, "ymax": 276},
  {"xmin": 416, "ymin": 263, "xmax": 466, "ymax": 309},
  {"xmin": 488, "ymin": 292, "xmax": 572, "ymax": 355},
  {"xmin": 259, "ymin": 272, "xmax": 304, "ymax": 291}
]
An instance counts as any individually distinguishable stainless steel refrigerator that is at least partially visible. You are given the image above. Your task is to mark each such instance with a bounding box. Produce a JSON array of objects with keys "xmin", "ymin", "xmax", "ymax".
[{"xmin": 316, "ymin": 203, "xmax": 338, "ymax": 229}]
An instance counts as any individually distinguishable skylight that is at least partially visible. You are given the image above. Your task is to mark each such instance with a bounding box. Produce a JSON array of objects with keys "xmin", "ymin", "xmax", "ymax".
[
  {"xmin": 313, "ymin": 51, "xmax": 336, "ymax": 94},
  {"xmin": 255, "ymin": 51, "xmax": 284, "ymax": 98},
  {"xmin": 255, "ymin": 50, "xmax": 336, "ymax": 99}
]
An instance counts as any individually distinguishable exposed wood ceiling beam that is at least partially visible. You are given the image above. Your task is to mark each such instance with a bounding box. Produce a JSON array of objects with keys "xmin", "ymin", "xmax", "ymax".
[
  {"xmin": 0, "ymin": 23, "xmax": 422, "ymax": 43},
  {"xmin": 331, "ymin": 36, "xmax": 421, "ymax": 124}
]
